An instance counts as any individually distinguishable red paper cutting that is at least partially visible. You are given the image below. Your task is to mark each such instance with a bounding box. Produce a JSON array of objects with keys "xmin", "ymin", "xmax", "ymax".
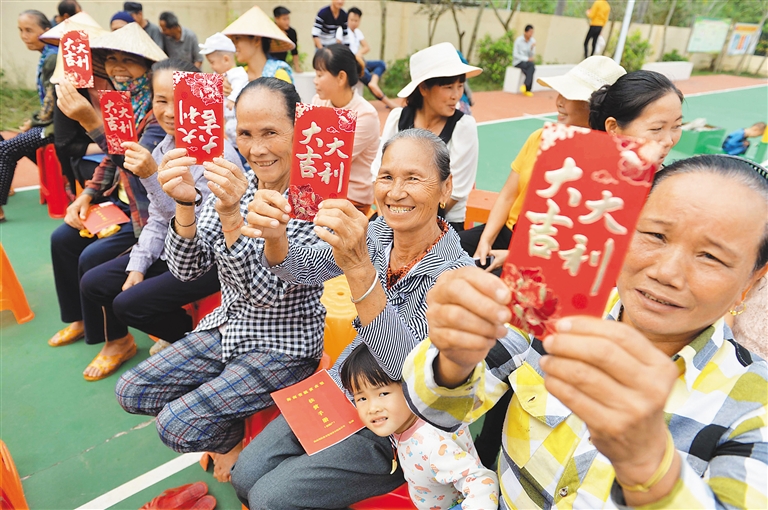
[
  {"xmin": 61, "ymin": 30, "xmax": 94, "ymax": 88},
  {"xmin": 173, "ymin": 72, "xmax": 224, "ymax": 163},
  {"xmin": 289, "ymin": 103, "xmax": 356, "ymax": 221},
  {"xmin": 98, "ymin": 91, "xmax": 137, "ymax": 155},
  {"xmin": 501, "ymin": 123, "xmax": 660, "ymax": 338},
  {"xmin": 272, "ymin": 370, "xmax": 364, "ymax": 456}
]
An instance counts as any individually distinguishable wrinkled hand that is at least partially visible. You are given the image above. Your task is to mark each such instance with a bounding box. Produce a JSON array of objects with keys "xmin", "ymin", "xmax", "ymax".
[
  {"xmin": 204, "ymin": 158, "xmax": 248, "ymax": 217},
  {"xmin": 243, "ymin": 190, "xmax": 291, "ymax": 241},
  {"xmin": 122, "ymin": 271, "xmax": 145, "ymax": 291},
  {"xmin": 56, "ymin": 81, "xmax": 100, "ymax": 130},
  {"xmin": 539, "ymin": 317, "xmax": 679, "ymax": 485},
  {"xmin": 426, "ymin": 267, "xmax": 511, "ymax": 386},
  {"xmin": 64, "ymin": 193, "xmax": 92, "ymax": 230},
  {"xmin": 157, "ymin": 148, "xmax": 198, "ymax": 203},
  {"xmin": 122, "ymin": 142, "xmax": 158, "ymax": 178},
  {"xmin": 313, "ymin": 200, "xmax": 369, "ymax": 274}
]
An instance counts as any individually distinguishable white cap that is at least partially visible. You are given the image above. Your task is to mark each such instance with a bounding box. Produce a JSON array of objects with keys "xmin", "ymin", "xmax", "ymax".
[
  {"xmin": 199, "ymin": 32, "xmax": 236, "ymax": 55},
  {"xmin": 398, "ymin": 42, "xmax": 482, "ymax": 98},
  {"xmin": 536, "ymin": 56, "xmax": 626, "ymax": 102}
]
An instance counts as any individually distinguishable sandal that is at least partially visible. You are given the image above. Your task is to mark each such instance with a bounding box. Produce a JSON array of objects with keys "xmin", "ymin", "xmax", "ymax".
[
  {"xmin": 83, "ymin": 341, "xmax": 137, "ymax": 381},
  {"xmin": 48, "ymin": 324, "xmax": 85, "ymax": 347}
]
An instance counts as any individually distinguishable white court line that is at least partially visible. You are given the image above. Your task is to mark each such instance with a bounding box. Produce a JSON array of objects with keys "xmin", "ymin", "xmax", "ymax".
[
  {"xmin": 11, "ymin": 185, "xmax": 41, "ymax": 192},
  {"xmin": 75, "ymin": 452, "xmax": 203, "ymax": 510}
]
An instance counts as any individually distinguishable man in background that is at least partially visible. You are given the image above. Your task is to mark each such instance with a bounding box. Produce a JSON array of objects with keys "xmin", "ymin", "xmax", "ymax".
[
  {"xmin": 312, "ymin": 0, "xmax": 347, "ymax": 49},
  {"xmin": 159, "ymin": 11, "xmax": 202, "ymax": 68},
  {"xmin": 513, "ymin": 24, "xmax": 536, "ymax": 97},
  {"xmin": 585, "ymin": 0, "xmax": 610, "ymax": 58},
  {"xmin": 271, "ymin": 6, "xmax": 301, "ymax": 73},
  {"xmin": 124, "ymin": 2, "xmax": 165, "ymax": 50},
  {"xmin": 52, "ymin": 0, "xmax": 80, "ymax": 26}
]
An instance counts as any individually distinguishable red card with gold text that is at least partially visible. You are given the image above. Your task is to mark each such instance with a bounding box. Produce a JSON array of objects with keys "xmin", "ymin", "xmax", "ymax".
[
  {"xmin": 173, "ymin": 72, "xmax": 224, "ymax": 163},
  {"xmin": 289, "ymin": 104, "xmax": 356, "ymax": 221},
  {"xmin": 272, "ymin": 370, "xmax": 364, "ymax": 456},
  {"xmin": 501, "ymin": 123, "xmax": 660, "ymax": 338},
  {"xmin": 61, "ymin": 30, "xmax": 94, "ymax": 88},
  {"xmin": 98, "ymin": 91, "xmax": 137, "ymax": 155},
  {"xmin": 82, "ymin": 202, "xmax": 130, "ymax": 236}
]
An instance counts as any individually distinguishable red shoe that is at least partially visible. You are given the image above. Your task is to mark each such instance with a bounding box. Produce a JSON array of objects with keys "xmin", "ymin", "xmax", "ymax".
[
  {"xmin": 188, "ymin": 495, "xmax": 216, "ymax": 510},
  {"xmin": 139, "ymin": 482, "xmax": 208, "ymax": 509}
]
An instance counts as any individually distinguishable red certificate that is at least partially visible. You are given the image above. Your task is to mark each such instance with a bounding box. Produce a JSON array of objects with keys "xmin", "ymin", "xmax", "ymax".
[
  {"xmin": 82, "ymin": 202, "xmax": 130, "ymax": 236},
  {"xmin": 173, "ymin": 72, "xmax": 224, "ymax": 163},
  {"xmin": 272, "ymin": 370, "xmax": 364, "ymax": 456},
  {"xmin": 288, "ymin": 104, "xmax": 356, "ymax": 221},
  {"xmin": 98, "ymin": 91, "xmax": 137, "ymax": 155},
  {"xmin": 60, "ymin": 30, "xmax": 93, "ymax": 88},
  {"xmin": 501, "ymin": 123, "xmax": 660, "ymax": 338}
]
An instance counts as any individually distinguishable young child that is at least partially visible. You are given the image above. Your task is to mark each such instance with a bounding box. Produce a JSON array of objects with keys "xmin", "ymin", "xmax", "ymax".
[
  {"xmin": 341, "ymin": 344, "xmax": 499, "ymax": 510},
  {"xmin": 198, "ymin": 32, "xmax": 248, "ymax": 147},
  {"xmin": 722, "ymin": 121, "xmax": 766, "ymax": 156}
]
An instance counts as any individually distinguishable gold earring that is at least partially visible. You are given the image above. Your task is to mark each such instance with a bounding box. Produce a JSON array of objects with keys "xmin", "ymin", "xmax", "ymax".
[
  {"xmin": 439, "ymin": 202, "xmax": 446, "ymax": 209},
  {"xmin": 729, "ymin": 302, "xmax": 747, "ymax": 316}
]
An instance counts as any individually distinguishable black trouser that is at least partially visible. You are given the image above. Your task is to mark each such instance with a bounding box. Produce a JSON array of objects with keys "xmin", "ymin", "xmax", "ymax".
[
  {"xmin": 458, "ymin": 223, "xmax": 514, "ymax": 276},
  {"xmin": 584, "ymin": 25, "xmax": 603, "ymax": 58},
  {"xmin": 0, "ymin": 127, "xmax": 53, "ymax": 205},
  {"xmin": 80, "ymin": 254, "xmax": 221, "ymax": 344},
  {"xmin": 515, "ymin": 61, "xmax": 535, "ymax": 92}
]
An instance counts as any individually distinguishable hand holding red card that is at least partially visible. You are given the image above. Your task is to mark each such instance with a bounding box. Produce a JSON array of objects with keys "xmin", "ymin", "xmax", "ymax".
[
  {"xmin": 99, "ymin": 91, "xmax": 137, "ymax": 155},
  {"xmin": 289, "ymin": 104, "xmax": 356, "ymax": 221},
  {"xmin": 61, "ymin": 31, "xmax": 94, "ymax": 88},
  {"xmin": 501, "ymin": 123, "xmax": 660, "ymax": 338},
  {"xmin": 272, "ymin": 370, "xmax": 364, "ymax": 455},
  {"xmin": 173, "ymin": 72, "xmax": 224, "ymax": 163},
  {"xmin": 81, "ymin": 202, "xmax": 130, "ymax": 236}
]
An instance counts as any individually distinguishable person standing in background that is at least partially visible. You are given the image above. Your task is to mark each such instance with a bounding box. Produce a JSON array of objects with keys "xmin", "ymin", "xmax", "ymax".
[
  {"xmin": 52, "ymin": 0, "xmax": 80, "ymax": 27},
  {"xmin": 270, "ymin": 6, "xmax": 301, "ymax": 73},
  {"xmin": 124, "ymin": 2, "xmax": 165, "ymax": 50},
  {"xmin": 312, "ymin": 0, "xmax": 347, "ymax": 49},
  {"xmin": 585, "ymin": 0, "xmax": 610, "ymax": 58},
  {"xmin": 159, "ymin": 11, "xmax": 202, "ymax": 68},
  {"xmin": 513, "ymin": 25, "xmax": 535, "ymax": 97}
]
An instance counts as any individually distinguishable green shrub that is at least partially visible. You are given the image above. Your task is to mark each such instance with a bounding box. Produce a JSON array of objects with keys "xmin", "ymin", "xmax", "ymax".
[
  {"xmin": 475, "ymin": 30, "xmax": 516, "ymax": 86},
  {"xmin": 662, "ymin": 49, "xmax": 688, "ymax": 62},
  {"xmin": 619, "ymin": 31, "xmax": 652, "ymax": 72},
  {"xmin": 381, "ymin": 55, "xmax": 411, "ymax": 98}
]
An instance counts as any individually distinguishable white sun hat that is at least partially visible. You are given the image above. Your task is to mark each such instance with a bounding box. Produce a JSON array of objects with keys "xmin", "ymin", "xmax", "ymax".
[
  {"xmin": 199, "ymin": 32, "xmax": 237, "ymax": 55},
  {"xmin": 222, "ymin": 6, "xmax": 295, "ymax": 54},
  {"xmin": 39, "ymin": 12, "xmax": 107, "ymax": 46},
  {"xmin": 397, "ymin": 42, "xmax": 482, "ymax": 98},
  {"xmin": 90, "ymin": 22, "xmax": 168, "ymax": 63},
  {"xmin": 536, "ymin": 56, "xmax": 626, "ymax": 102}
]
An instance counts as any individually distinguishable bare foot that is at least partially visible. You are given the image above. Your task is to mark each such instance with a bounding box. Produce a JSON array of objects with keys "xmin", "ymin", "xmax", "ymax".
[
  {"xmin": 83, "ymin": 333, "xmax": 135, "ymax": 379},
  {"xmin": 368, "ymin": 81, "xmax": 385, "ymax": 100},
  {"xmin": 211, "ymin": 442, "xmax": 243, "ymax": 483}
]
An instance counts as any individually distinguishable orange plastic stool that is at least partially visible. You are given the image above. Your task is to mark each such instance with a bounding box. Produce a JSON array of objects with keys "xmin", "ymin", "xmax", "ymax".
[
  {"xmin": 320, "ymin": 275, "xmax": 358, "ymax": 364},
  {"xmin": 0, "ymin": 440, "xmax": 29, "ymax": 510},
  {"xmin": 0, "ymin": 243, "xmax": 34, "ymax": 324},
  {"xmin": 36, "ymin": 144, "xmax": 68, "ymax": 219},
  {"xmin": 351, "ymin": 483, "xmax": 416, "ymax": 509},
  {"xmin": 464, "ymin": 188, "xmax": 499, "ymax": 229}
]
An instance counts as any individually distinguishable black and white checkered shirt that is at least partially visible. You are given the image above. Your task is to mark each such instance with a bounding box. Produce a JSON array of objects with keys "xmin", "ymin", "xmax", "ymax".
[
  {"xmin": 165, "ymin": 171, "xmax": 326, "ymax": 362},
  {"xmin": 266, "ymin": 217, "xmax": 474, "ymax": 391}
]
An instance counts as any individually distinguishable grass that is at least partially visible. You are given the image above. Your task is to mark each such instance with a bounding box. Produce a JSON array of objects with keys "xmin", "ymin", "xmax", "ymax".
[{"xmin": 0, "ymin": 82, "xmax": 38, "ymax": 131}]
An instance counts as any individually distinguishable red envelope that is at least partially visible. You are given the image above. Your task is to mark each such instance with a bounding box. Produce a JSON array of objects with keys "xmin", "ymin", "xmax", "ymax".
[
  {"xmin": 501, "ymin": 123, "xmax": 660, "ymax": 338},
  {"xmin": 173, "ymin": 72, "xmax": 224, "ymax": 163},
  {"xmin": 82, "ymin": 202, "xmax": 130, "ymax": 236},
  {"xmin": 61, "ymin": 30, "xmax": 94, "ymax": 88},
  {"xmin": 98, "ymin": 91, "xmax": 137, "ymax": 155},
  {"xmin": 288, "ymin": 104, "xmax": 356, "ymax": 221}
]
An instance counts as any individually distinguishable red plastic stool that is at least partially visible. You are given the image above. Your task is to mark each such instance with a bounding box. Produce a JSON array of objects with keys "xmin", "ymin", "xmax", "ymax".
[
  {"xmin": 36, "ymin": 144, "xmax": 68, "ymax": 219},
  {"xmin": 183, "ymin": 291, "xmax": 222, "ymax": 328},
  {"xmin": 351, "ymin": 483, "xmax": 416, "ymax": 509}
]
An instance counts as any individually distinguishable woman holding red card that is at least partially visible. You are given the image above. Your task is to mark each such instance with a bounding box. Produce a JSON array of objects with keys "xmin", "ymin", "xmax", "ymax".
[
  {"xmin": 312, "ymin": 44, "xmax": 380, "ymax": 215},
  {"xmin": 47, "ymin": 23, "xmax": 167, "ymax": 371},
  {"xmin": 402, "ymin": 154, "xmax": 768, "ymax": 510}
]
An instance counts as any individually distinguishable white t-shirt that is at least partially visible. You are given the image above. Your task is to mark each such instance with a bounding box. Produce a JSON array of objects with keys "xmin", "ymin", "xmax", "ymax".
[{"xmin": 337, "ymin": 26, "xmax": 364, "ymax": 54}]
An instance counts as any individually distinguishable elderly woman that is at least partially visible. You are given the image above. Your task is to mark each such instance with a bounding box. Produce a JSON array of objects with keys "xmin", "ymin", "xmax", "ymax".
[
  {"xmin": 116, "ymin": 77, "xmax": 325, "ymax": 482},
  {"xmin": 0, "ymin": 10, "xmax": 57, "ymax": 222},
  {"xmin": 403, "ymin": 154, "xmax": 768, "ymax": 509},
  {"xmin": 48, "ymin": 23, "xmax": 167, "ymax": 360},
  {"xmin": 231, "ymin": 129, "xmax": 475, "ymax": 508},
  {"xmin": 371, "ymin": 42, "xmax": 480, "ymax": 231}
]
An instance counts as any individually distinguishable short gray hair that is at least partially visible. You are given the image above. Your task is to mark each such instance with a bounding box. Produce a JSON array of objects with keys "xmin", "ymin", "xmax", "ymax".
[{"xmin": 381, "ymin": 128, "xmax": 451, "ymax": 181}]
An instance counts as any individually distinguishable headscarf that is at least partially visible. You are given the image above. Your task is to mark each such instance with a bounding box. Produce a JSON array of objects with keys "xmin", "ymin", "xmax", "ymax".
[
  {"xmin": 110, "ymin": 12, "xmax": 135, "ymax": 26},
  {"xmin": 37, "ymin": 44, "xmax": 58, "ymax": 105},
  {"xmin": 112, "ymin": 72, "xmax": 152, "ymax": 127}
]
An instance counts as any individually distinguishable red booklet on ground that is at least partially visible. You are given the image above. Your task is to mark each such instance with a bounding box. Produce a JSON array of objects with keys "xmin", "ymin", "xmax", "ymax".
[
  {"xmin": 99, "ymin": 91, "xmax": 137, "ymax": 155},
  {"xmin": 272, "ymin": 370, "xmax": 364, "ymax": 456},
  {"xmin": 501, "ymin": 123, "xmax": 660, "ymax": 338},
  {"xmin": 288, "ymin": 103, "xmax": 356, "ymax": 221},
  {"xmin": 82, "ymin": 202, "xmax": 130, "ymax": 236},
  {"xmin": 61, "ymin": 30, "xmax": 94, "ymax": 88},
  {"xmin": 173, "ymin": 71, "xmax": 224, "ymax": 163}
]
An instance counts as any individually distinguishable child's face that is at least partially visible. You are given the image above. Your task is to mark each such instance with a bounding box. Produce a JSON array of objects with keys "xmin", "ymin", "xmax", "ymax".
[
  {"xmin": 275, "ymin": 14, "xmax": 291, "ymax": 31},
  {"xmin": 353, "ymin": 380, "xmax": 415, "ymax": 437},
  {"xmin": 347, "ymin": 12, "xmax": 360, "ymax": 31},
  {"xmin": 206, "ymin": 52, "xmax": 233, "ymax": 74}
]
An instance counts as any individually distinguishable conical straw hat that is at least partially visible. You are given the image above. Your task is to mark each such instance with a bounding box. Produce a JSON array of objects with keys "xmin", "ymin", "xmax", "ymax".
[
  {"xmin": 39, "ymin": 12, "xmax": 106, "ymax": 45},
  {"xmin": 222, "ymin": 6, "xmax": 295, "ymax": 54},
  {"xmin": 91, "ymin": 22, "xmax": 167, "ymax": 63}
]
